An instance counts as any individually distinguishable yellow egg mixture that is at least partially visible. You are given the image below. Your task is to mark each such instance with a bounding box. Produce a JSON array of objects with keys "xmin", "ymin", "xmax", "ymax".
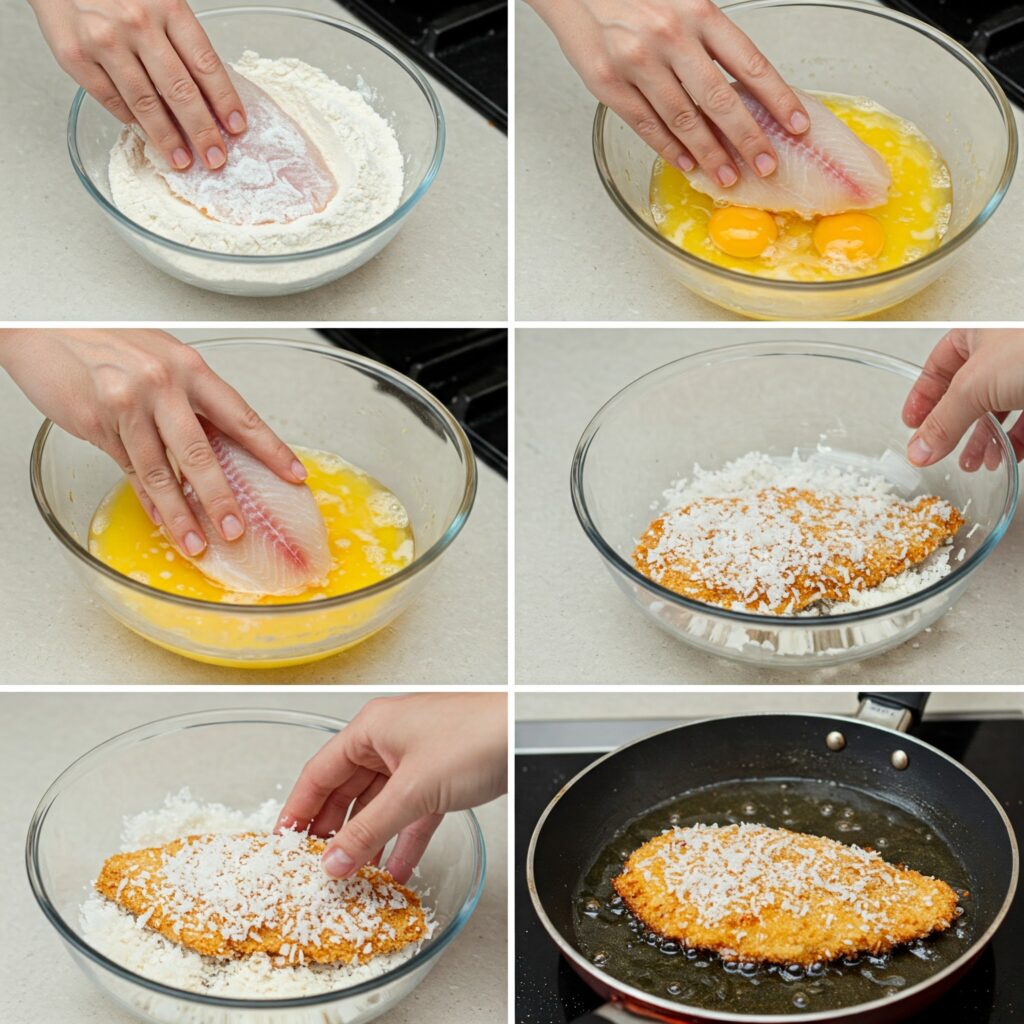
[
  {"xmin": 650, "ymin": 93, "xmax": 952, "ymax": 281},
  {"xmin": 89, "ymin": 446, "xmax": 414, "ymax": 604}
]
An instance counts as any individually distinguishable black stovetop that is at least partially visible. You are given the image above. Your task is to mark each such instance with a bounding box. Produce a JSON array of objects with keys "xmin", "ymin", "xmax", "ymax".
[
  {"xmin": 515, "ymin": 715, "xmax": 1024, "ymax": 1024},
  {"xmin": 882, "ymin": 0, "xmax": 1024, "ymax": 107},
  {"xmin": 331, "ymin": 0, "xmax": 507, "ymax": 129},
  {"xmin": 319, "ymin": 328, "xmax": 507, "ymax": 476}
]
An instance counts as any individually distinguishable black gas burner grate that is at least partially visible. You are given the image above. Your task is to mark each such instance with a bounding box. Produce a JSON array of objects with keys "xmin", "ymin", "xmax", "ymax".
[
  {"xmin": 320, "ymin": 329, "xmax": 507, "ymax": 476},
  {"xmin": 515, "ymin": 716, "xmax": 1024, "ymax": 1024},
  {"xmin": 882, "ymin": 0, "xmax": 1024, "ymax": 107},
  {"xmin": 331, "ymin": 0, "xmax": 507, "ymax": 130}
]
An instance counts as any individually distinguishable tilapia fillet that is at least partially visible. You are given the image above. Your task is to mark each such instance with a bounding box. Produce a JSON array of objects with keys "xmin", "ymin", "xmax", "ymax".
[
  {"xmin": 95, "ymin": 832, "xmax": 428, "ymax": 966},
  {"xmin": 153, "ymin": 68, "xmax": 338, "ymax": 226},
  {"xmin": 632, "ymin": 487, "xmax": 964, "ymax": 614},
  {"xmin": 613, "ymin": 823, "xmax": 959, "ymax": 966},
  {"xmin": 685, "ymin": 87, "xmax": 892, "ymax": 217},
  {"xmin": 182, "ymin": 424, "xmax": 331, "ymax": 596}
]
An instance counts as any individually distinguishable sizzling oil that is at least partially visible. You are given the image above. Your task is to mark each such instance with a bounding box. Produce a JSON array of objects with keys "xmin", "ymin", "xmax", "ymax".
[
  {"xmin": 573, "ymin": 779, "xmax": 970, "ymax": 1015},
  {"xmin": 650, "ymin": 94, "xmax": 952, "ymax": 281},
  {"xmin": 88, "ymin": 445, "xmax": 414, "ymax": 604}
]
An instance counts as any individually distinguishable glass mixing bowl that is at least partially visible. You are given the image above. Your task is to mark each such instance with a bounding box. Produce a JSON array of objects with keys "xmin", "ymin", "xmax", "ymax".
[
  {"xmin": 30, "ymin": 339, "xmax": 476, "ymax": 669},
  {"xmin": 571, "ymin": 341, "xmax": 1019, "ymax": 668},
  {"xmin": 68, "ymin": 7, "xmax": 445, "ymax": 297},
  {"xmin": 26, "ymin": 708, "xmax": 486, "ymax": 1024},
  {"xmin": 594, "ymin": 0, "xmax": 1017, "ymax": 320}
]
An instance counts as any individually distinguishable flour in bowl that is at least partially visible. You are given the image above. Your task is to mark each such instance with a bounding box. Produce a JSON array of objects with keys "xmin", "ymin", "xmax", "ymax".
[
  {"xmin": 80, "ymin": 789, "xmax": 434, "ymax": 1001},
  {"xmin": 108, "ymin": 52, "xmax": 404, "ymax": 255}
]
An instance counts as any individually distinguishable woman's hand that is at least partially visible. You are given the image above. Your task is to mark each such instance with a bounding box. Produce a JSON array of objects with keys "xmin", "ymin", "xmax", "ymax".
[
  {"xmin": 528, "ymin": 0, "xmax": 808, "ymax": 186},
  {"xmin": 0, "ymin": 329, "xmax": 306, "ymax": 557},
  {"xmin": 277, "ymin": 693, "xmax": 508, "ymax": 883},
  {"xmin": 29, "ymin": 0, "xmax": 246, "ymax": 170},
  {"xmin": 903, "ymin": 329, "xmax": 1024, "ymax": 470}
]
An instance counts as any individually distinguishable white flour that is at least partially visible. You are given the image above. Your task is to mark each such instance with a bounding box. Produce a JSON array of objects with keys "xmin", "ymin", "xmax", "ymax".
[
  {"xmin": 80, "ymin": 789, "xmax": 433, "ymax": 1006},
  {"xmin": 108, "ymin": 52, "xmax": 404, "ymax": 256},
  {"xmin": 653, "ymin": 451, "xmax": 961, "ymax": 617}
]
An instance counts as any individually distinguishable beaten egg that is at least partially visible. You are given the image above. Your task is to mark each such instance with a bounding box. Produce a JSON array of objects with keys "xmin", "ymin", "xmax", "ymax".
[{"xmin": 650, "ymin": 93, "xmax": 951, "ymax": 282}]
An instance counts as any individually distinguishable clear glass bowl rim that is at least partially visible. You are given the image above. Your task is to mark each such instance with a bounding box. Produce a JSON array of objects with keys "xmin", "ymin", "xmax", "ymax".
[
  {"xmin": 29, "ymin": 337, "xmax": 478, "ymax": 615},
  {"xmin": 67, "ymin": 5, "xmax": 446, "ymax": 263},
  {"xmin": 592, "ymin": 0, "xmax": 1019, "ymax": 293},
  {"xmin": 25, "ymin": 706, "xmax": 487, "ymax": 1010},
  {"xmin": 570, "ymin": 338, "xmax": 1020, "ymax": 627}
]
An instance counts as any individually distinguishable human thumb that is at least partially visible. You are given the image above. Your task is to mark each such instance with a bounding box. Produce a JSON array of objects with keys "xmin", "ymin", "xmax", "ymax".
[{"xmin": 907, "ymin": 384, "xmax": 986, "ymax": 468}]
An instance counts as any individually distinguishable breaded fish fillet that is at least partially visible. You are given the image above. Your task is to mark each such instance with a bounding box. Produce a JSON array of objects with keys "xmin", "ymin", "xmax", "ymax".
[
  {"xmin": 613, "ymin": 823, "xmax": 959, "ymax": 966},
  {"xmin": 95, "ymin": 831, "xmax": 427, "ymax": 966},
  {"xmin": 633, "ymin": 488, "xmax": 964, "ymax": 614}
]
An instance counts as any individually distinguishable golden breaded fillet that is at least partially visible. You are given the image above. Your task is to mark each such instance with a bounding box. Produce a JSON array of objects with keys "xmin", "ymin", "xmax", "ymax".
[
  {"xmin": 633, "ymin": 488, "xmax": 964, "ymax": 614},
  {"xmin": 613, "ymin": 823, "xmax": 959, "ymax": 966},
  {"xmin": 95, "ymin": 832, "xmax": 427, "ymax": 966}
]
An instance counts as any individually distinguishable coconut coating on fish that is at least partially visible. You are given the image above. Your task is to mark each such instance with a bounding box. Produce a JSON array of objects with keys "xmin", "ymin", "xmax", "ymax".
[
  {"xmin": 96, "ymin": 832, "xmax": 427, "ymax": 966},
  {"xmin": 613, "ymin": 823, "xmax": 959, "ymax": 966}
]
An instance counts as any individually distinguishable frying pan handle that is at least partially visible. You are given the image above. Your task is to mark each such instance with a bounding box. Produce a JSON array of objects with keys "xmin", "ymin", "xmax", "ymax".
[{"xmin": 856, "ymin": 691, "xmax": 930, "ymax": 732}]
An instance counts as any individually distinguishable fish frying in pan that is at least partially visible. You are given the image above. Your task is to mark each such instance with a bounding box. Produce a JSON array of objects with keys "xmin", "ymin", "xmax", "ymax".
[{"xmin": 613, "ymin": 823, "xmax": 959, "ymax": 967}]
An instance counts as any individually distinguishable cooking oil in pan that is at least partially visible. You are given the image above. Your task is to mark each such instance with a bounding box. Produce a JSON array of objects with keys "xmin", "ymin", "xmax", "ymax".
[{"xmin": 573, "ymin": 779, "xmax": 971, "ymax": 1015}]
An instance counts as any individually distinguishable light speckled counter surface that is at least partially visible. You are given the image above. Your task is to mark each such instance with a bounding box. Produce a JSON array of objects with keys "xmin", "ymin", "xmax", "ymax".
[
  {"xmin": 0, "ymin": 332, "xmax": 507, "ymax": 684},
  {"xmin": 515, "ymin": 1, "xmax": 1024, "ymax": 321},
  {"xmin": 515, "ymin": 328, "xmax": 1023, "ymax": 685},
  {"xmin": 0, "ymin": 0, "xmax": 506, "ymax": 321},
  {"xmin": 0, "ymin": 692, "xmax": 507, "ymax": 1024}
]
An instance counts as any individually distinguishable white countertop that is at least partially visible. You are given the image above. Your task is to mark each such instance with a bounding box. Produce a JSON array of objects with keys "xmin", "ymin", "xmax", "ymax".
[
  {"xmin": 0, "ymin": 0, "xmax": 506, "ymax": 321},
  {"xmin": 0, "ymin": 331, "xmax": 507, "ymax": 685},
  {"xmin": 0, "ymin": 691, "xmax": 508, "ymax": 1024},
  {"xmin": 514, "ymin": 1, "xmax": 1024, "ymax": 321},
  {"xmin": 515, "ymin": 328, "xmax": 1024, "ymax": 685}
]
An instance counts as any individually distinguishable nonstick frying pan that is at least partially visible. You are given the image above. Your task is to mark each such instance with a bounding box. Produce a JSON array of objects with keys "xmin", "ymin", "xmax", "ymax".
[{"xmin": 526, "ymin": 693, "xmax": 1019, "ymax": 1024}]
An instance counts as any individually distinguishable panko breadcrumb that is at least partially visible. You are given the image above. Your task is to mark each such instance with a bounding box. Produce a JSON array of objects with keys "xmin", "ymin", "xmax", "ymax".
[
  {"xmin": 96, "ymin": 831, "xmax": 426, "ymax": 966},
  {"xmin": 613, "ymin": 823, "xmax": 959, "ymax": 966}
]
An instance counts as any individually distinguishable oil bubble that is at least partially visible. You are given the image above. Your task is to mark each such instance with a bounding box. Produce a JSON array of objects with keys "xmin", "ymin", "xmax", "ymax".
[
  {"xmin": 592, "ymin": 951, "xmax": 609, "ymax": 966},
  {"xmin": 820, "ymin": 803, "xmax": 834, "ymax": 817},
  {"xmin": 793, "ymin": 992, "xmax": 810, "ymax": 1009}
]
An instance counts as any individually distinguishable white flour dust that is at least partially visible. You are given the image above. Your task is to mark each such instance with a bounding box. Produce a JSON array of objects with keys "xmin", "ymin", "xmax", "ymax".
[
  {"xmin": 109, "ymin": 52, "xmax": 404, "ymax": 256},
  {"xmin": 79, "ymin": 789, "xmax": 432, "ymax": 1005}
]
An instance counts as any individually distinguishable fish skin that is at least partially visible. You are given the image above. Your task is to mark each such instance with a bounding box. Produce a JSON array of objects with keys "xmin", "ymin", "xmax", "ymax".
[
  {"xmin": 684, "ymin": 87, "xmax": 892, "ymax": 218},
  {"xmin": 181, "ymin": 424, "xmax": 331, "ymax": 596},
  {"xmin": 153, "ymin": 68, "xmax": 338, "ymax": 226}
]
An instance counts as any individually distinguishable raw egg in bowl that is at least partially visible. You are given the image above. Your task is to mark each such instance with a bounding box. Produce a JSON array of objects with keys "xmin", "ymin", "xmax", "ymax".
[
  {"xmin": 30, "ymin": 340, "xmax": 476, "ymax": 669},
  {"xmin": 594, "ymin": 0, "xmax": 1017, "ymax": 320}
]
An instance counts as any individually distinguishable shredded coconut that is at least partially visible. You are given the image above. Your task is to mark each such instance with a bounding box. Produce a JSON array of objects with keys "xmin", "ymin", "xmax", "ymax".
[
  {"xmin": 639, "ymin": 451, "xmax": 964, "ymax": 617},
  {"xmin": 108, "ymin": 52, "xmax": 404, "ymax": 256},
  {"xmin": 80, "ymin": 789, "xmax": 434, "ymax": 1005}
]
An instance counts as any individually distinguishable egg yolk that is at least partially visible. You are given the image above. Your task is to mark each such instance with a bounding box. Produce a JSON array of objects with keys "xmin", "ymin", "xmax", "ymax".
[
  {"xmin": 708, "ymin": 206, "xmax": 778, "ymax": 258},
  {"xmin": 812, "ymin": 212, "xmax": 885, "ymax": 261}
]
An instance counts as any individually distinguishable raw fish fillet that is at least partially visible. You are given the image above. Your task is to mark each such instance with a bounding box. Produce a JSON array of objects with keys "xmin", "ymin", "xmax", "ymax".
[
  {"xmin": 685, "ymin": 87, "xmax": 892, "ymax": 217},
  {"xmin": 154, "ymin": 68, "xmax": 338, "ymax": 226},
  {"xmin": 181, "ymin": 423, "xmax": 331, "ymax": 596}
]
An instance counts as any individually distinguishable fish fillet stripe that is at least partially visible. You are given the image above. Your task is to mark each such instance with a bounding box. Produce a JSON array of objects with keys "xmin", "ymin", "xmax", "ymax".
[
  {"xmin": 96, "ymin": 832, "xmax": 427, "ymax": 967},
  {"xmin": 613, "ymin": 823, "xmax": 960, "ymax": 966}
]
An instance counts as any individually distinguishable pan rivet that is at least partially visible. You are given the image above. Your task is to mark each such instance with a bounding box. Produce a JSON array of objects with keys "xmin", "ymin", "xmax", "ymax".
[
  {"xmin": 891, "ymin": 750, "xmax": 909, "ymax": 770},
  {"xmin": 826, "ymin": 731, "xmax": 846, "ymax": 751}
]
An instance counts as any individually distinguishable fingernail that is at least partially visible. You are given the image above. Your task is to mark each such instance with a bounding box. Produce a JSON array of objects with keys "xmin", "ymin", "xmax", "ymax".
[
  {"xmin": 675, "ymin": 153, "xmax": 695, "ymax": 173},
  {"xmin": 907, "ymin": 436, "xmax": 933, "ymax": 466},
  {"xmin": 184, "ymin": 531, "xmax": 205, "ymax": 556},
  {"xmin": 206, "ymin": 146, "xmax": 225, "ymax": 168},
  {"xmin": 323, "ymin": 848, "xmax": 355, "ymax": 878},
  {"xmin": 222, "ymin": 514, "xmax": 243, "ymax": 541},
  {"xmin": 790, "ymin": 111, "xmax": 810, "ymax": 133},
  {"xmin": 228, "ymin": 111, "xmax": 245, "ymax": 133},
  {"xmin": 717, "ymin": 165, "xmax": 738, "ymax": 187},
  {"xmin": 149, "ymin": 507, "xmax": 162, "ymax": 526},
  {"xmin": 755, "ymin": 153, "xmax": 776, "ymax": 176},
  {"xmin": 172, "ymin": 148, "xmax": 191, "ymax": 169},
  {"xmin": 291, "ymin": 458, "xmax": 308, "ymax": 482}
]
